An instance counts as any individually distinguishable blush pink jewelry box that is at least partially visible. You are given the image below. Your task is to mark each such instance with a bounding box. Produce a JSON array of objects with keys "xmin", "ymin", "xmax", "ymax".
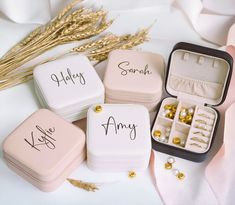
[
  {"xmin": 103, "ymin": 50, "xmax": 164, "ymax": 111},
  {"xmin": 86, "ymin": 104, "xmax": 151, "ymax": 172},
  {"xmin": 2, "ymin": 109, "xmax": 86, "ymax": 192},
  {"xmin": 33, "ymin": 54, "xmax": 104, "ymax": 122}
]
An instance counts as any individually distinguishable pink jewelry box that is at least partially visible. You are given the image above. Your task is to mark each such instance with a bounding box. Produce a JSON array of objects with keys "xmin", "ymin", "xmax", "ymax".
[
  {"xmin": 151, "ymin": 42, "xmax": 233, "ymax": 162},
  {"xmin": 2, "ymin": 109, "xmax": 86, "ymax": 192},
  {"xmin": 33, "ymin": 55, "xmax": 104, "ymax": 122},
  {"xmin": 86, "ymin": 104, "xmax": 151, "ymax": 172},
  {"xmin": 103, "ymin": 50, "xmax": 164, "ymax": 111}
]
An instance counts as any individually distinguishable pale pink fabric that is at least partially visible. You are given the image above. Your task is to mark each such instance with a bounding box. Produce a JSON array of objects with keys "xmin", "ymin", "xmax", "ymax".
[
  {"xmin": 149, "ymin": 150, "xmax": 218, "ymax": 205},
  {"xmin": 205, "ymin": 46, "xmax": 235, "ymax": 205},
  {"xmin": 218, "ymin": 46, "xmax": 235, "ymax": 111}
]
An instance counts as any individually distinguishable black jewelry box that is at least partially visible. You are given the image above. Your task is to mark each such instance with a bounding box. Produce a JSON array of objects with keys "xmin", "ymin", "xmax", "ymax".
[{"xmin": 151, "ymin": 42, "xmax": 233, "ymax": 162}]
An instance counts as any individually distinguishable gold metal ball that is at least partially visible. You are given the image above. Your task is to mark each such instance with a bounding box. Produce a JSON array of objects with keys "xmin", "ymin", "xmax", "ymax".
[
  {"xmin": 177, "ymin": 172, "xmax": 185, "ymax": 180},
  {"xmin": 185, "ymin": 115, "xmax": 192, "ymax": 124},
  {"xmin": 164, "ymin": 162, "xmax": 172, "ymax": 170},
  {"xmin": 94, "ymin": 105, "xmax": 102, "ymax": 113},
  {"xmin": 153, "ymin": 130, "xmax": 161, "ymax": 138},
  {"xmin": 180, "ymin": 118, "xmax": 186, "ymax": 123},
  {"xmin": 173, "ymin": 137, "xmax": 181, "ymax": 145},
  {"xmin": 164, "ymin": 104, "xmax": 172, "ymax": 110},
  {"xmin": 181, "ymin": 108, "xmax": 187, "ymax": 112},
  {"xmin": 128, "ymin": 171, "xmax": 136, "ymax": 178},
  {"xmin": 166, "ymin": 112, "xmax": 175, "ymax": 119}
]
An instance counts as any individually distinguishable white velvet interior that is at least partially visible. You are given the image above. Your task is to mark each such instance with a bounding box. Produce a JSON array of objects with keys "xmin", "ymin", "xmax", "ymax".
[
  {"xmin": 152, "ymin": 97, "xmax": 218, "ymax": 154},
  {"xmin": 166, "ymin": 49, "xmax": 230, "ymax": 105}
]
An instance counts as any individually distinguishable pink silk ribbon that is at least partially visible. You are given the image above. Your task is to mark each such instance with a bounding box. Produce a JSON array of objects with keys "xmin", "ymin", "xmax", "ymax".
[{"xmin": 205, "ymin": 45, "xmax": 235, "ymax": 205}]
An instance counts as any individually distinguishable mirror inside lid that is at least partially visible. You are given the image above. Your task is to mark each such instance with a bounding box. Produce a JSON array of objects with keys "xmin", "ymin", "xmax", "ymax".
[{"xmin": 166, "ymin": 42, "xmax": 233, "ymax": 106}]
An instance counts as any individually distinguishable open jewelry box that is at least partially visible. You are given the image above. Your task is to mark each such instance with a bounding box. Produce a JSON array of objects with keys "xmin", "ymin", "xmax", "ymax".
[{"xmin": 151, "ymin": 42, "xmax": 233, "ymax": 162}]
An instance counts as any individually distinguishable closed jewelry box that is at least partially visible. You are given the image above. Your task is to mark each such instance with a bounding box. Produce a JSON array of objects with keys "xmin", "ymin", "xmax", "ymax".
[
  {"xmin": 86, "ymin": 104, "xmax": 151, "ymax": 172},
  {"xmin": 2, "ymin": 109, "xmax": 86, "ymax": 192},
  {"xmin": 151, "ymin": 42, "xmax": 233, "ymax": 162},
  {"xmin": 103, "ymin": 50, "xmax": 164, "ymax": 111},
  {"xmin": 34, "ymin": 55, "xmax": 104, "ymax": 122}
]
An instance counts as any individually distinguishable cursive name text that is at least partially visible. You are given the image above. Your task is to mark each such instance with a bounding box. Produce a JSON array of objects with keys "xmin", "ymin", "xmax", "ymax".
[
  {"xmin": 24, "ymin": 125, "xmax": 56, "ymax": 152},
  {"xmin": 101, "ymin": 116, "xmax": 137, "ymax": 140},
  {"xmin": 51, "ymin": 68, "xmax": 86, "ymax": 87},
  {"xmin": 118, "ymin": 61, "xmax": 152, "ymax": 76}
]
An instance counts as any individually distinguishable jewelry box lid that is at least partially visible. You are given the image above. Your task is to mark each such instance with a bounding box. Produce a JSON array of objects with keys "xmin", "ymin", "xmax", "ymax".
[
  {"xmin": 165, "ymin": 42, "xmax": 233, "ymax": 106},
  {"xmin": 2, "ymin": 109, "xmax": 85, "ymax": 182},
  {"xmin": 33, "ymin": 55, "xmax": 104, "ymax": 111},
  {"xmin": 104, "ymin": 50, "xmax": 164, "ymax": 101},
  {"xmin": 87, "ymin": 104, "xmax": 152, "ymax": 159}
]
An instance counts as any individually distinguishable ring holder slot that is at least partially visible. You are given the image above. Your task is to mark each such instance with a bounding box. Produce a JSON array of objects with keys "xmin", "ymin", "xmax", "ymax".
[
  {"xmin": 186, "ymin": 140, "xmax": 208, "ymax": 152},
  {"xmin": 151, "ymin": 42, "xmax": 233, "ymax": 162},
  {"xmin": 197, "ymin": 108, "xmax": 216, "ymax": 120},
  {"xmin": 188, "ymin": 127, "xmax": 211, "ymax": 138},
  {"xmin": 194, "ymin": 116, "xmax": 214, "ymax": 126}
]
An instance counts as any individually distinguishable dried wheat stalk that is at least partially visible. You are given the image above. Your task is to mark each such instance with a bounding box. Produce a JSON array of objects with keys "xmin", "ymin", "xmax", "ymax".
[
  {"xmin": 0, "ymin": 0, "xmax": 150, "ymax": 90},
  {"xmin": 67, "ymin": 178, "xmax": 99, "ymax": 192}
]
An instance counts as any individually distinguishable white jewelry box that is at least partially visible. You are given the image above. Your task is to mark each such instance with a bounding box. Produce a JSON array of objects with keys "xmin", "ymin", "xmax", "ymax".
[
  {"xmin": 151, "ymin": 42, "xmax": 233, "ymax": 162},
  {"xmin": 103, "ymin": 50, "xmax": 164, "ymax": 111},
  {"xmin": 86, "ymin": 104, "xmax": 151, "ymax": 172},
  {"xmin": 33, "ymin": 55, "xmax": 104, "ymax": 122}
]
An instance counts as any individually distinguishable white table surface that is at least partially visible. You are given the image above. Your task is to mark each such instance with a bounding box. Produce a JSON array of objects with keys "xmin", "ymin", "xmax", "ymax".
[{"xmin": 0, "ymin": 1, "xmax": 220, "ymax": 205}]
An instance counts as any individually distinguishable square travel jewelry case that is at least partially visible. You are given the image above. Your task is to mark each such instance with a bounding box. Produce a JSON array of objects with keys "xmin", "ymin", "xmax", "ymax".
[
  {"xmin": 151, "ymin": 42, "xmax": 233, "ymax": 162},
  {"xmin": 34, "ymin": 55, "xmax": 104, "ymax": 122},
  {"xmin": 103, "ymin": 50, "xmax": 164, "ymax": 111},
  {"xmin": 2, "ymin": 109, "xmax": 86, "ymax": 192},
  {"xmin": 86, "ymin": 104, "xmax": 151, "ymax": 172}
]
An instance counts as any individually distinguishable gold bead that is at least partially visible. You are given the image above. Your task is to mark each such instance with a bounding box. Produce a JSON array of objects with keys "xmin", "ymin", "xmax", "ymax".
[
  {"xmin": 153, "ymin": 130, "xmax": 161, "ymax": 138},
  {"xmin": 185, "ymin": 115, "xmax": 192, "ymax": 124},
  {"xmin": 177, "ymin": 172, "xmax": 185, "ymax": 180},
  {"xmin": 164, "ymin": 162, "xmax": 172, "ymax": 170},
  {"xmin": 167, "ymin": 112, "xmax": 174, "ymax": 119},
  {"xmin": 181, "ymin": 108, "xmax": 187, "ymax": 113},
  {"xmin": 164, "ymin": 104, "xmax": 172, "ymax": 110},
  {"xmin": 128, "ymin": 171, "xmax": 136, "ymax": 178},
  {"xmin": 173, "ymin": 137, "xmax": 181, "ymax": 145},
  {"xmin": 180, "ymin": 118, "xmax": 186, "ymax": 123},
  {"xmin": 94, "ymin": 105, "xmax": 102, "ymax": 113}
]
